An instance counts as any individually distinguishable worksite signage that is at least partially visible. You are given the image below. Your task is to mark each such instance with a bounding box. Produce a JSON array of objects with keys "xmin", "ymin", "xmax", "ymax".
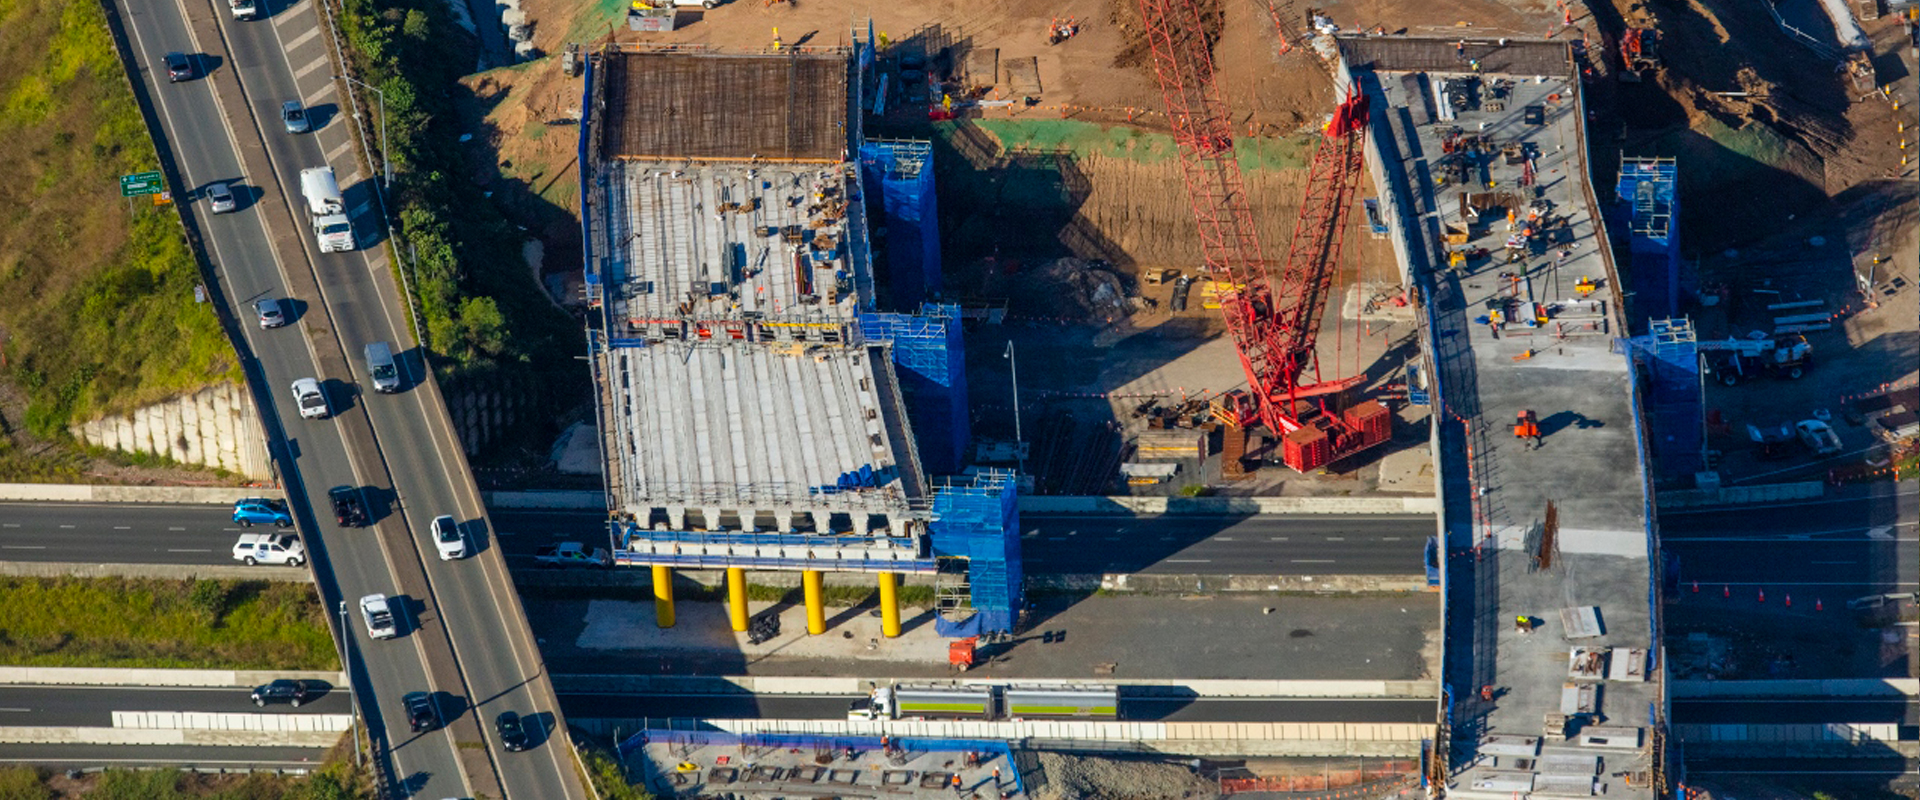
[{"xmin": 120, "ymin": 171, "xmax": 164, "ymax": 197}]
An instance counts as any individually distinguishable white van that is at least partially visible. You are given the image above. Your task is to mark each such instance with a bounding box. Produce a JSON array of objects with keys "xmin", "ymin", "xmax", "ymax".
[{"xmin": 365, "ymin": 341, "xmax": 401, "ymax": 393}]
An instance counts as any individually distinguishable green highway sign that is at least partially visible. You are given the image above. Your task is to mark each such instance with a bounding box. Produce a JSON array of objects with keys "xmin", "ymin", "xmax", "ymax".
[{"xmin": 120, "ymin": 171, "xmax": 164, "ymax": 197}]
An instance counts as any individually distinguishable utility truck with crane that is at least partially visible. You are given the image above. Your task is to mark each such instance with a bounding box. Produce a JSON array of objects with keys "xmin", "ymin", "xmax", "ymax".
[{"xmin": 1699, "ymin": 335, "xmax": 1811, "ymax": 386}]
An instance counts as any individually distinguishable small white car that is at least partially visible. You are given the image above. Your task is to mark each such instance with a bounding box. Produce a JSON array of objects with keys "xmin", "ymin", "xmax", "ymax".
[
  {"xmin": 360, "ymin": 594, "xmax": 398, "ymax": 639},
  {"xmin": 291, "ymin": 377, "xmax": 330, "ymax": 419},
  {"xmin": 1795, "ymin": 419, "xmax": 1842, "ymax": 456},
  {"xmin": 207, "ymin": 182, "xmax": 236, "ymax": 214},
  {"xmin": 432, "ymin": 515, "xmax": 467, "ymax": 560}
]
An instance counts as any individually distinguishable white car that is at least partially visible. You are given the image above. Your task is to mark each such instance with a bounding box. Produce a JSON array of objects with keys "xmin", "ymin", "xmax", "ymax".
[
  {"xmin": 432, "ymin": 515, "xmax": 467, "ymax": 560},
  {"xmin": 291, "ymin": 377, "xmax": 330, "ymax": 419},
  {"xmin": 359, "ymin": 594, "xmax": 398, "ymax": 639},
  {"xmin": 1795, "ymin": 419, "xmax": 1842, "ymax": 456}
]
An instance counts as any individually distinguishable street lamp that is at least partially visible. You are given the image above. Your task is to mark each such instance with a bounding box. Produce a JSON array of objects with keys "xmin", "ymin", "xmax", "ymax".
[
  {"xmin": 336, "ymin": 601, "xmax": 363, "ymax": 769},
  {"xmin": 1004, "ymin": 340, "xmax": 1023, "ymax": 477},
  {"xmin": 332, "ymin": 74, "xmax": 390, "ymax": 187}
]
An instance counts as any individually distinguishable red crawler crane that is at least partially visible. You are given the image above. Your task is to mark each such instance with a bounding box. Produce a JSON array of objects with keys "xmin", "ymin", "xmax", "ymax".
[{"xmin": 1135, "ymin": 0, "xmax": 1390, "ymax": 471}]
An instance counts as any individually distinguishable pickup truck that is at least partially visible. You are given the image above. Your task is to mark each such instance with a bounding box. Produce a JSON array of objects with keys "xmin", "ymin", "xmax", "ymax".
[
  {"xmin": 534, "ymin": 542, "xmax": 610, "ymax": 568},
  {"xmin": 233, "ymin": 533, "xmax": 305, "ymax": 567}
]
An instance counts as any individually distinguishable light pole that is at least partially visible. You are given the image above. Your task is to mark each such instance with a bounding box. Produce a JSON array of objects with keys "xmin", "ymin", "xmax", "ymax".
[
  {"xmin": 336, "ymin": 601, "xmax": 362, "ymax": 769},
  {"xmin": 1004, "ymin": 340, "xmax": 1023, "ymax": 477},
  {"xmin": 332, "ymin": 74, "xmax": 390, "ymax": 187}
]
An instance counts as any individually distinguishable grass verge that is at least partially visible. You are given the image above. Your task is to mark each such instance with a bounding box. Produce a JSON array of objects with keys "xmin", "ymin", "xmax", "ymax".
[
  {"xmin": 0, "ymin": 762, "xmax": 372, "ymax": 799},
  {"xmin": 0, "ymin": 577, "xmax": 337, "ymax": 670},
  {"xmin": 0, "ymin": 0, "xmax": 239, "ymax": 449},
  {"xmin": 576, "ymin": 740, "xmax": 654, "ymax": 800}
]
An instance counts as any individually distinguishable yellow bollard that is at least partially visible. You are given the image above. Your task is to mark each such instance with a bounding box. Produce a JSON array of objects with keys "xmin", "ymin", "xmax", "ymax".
[
  {"xmin": 726, "ymin": 567, "xmax": 749, "ymax": 632},
  {"xmin": 803, "ymin": 570, "xmax": 826, "ymax": 635},
  {"xmin": 878, "ymin": 571, "xmax": 901, "ymax": 639},
  {"xmin": 652, "ymin": 565, "xmax": 676, "ymax": 629}
]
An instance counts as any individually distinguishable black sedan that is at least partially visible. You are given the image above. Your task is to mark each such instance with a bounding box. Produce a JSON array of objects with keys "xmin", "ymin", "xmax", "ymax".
[
  {"xmin": 496, "ymin": 710, "xmax": 531, "ymax": 751},
  {"xmin": 250, "ymin": 679, "xmax": 313, "ymax": 707}
]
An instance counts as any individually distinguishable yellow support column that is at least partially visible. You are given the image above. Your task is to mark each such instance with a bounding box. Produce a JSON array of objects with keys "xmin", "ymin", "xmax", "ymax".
[
  {"xmin": 803, "ymin": 569, "xmax": 827, "ymax": 635},
  {"xmin": 726, "ymin": 567, "xmax": 749, "ymax": 632},
  {"xmin": 652, "ymin": 565, "xmax": 675, "ymax": 629},
  {"xmin": 877, "ymin": 571, "xmax": 901, "ymax": 638}
]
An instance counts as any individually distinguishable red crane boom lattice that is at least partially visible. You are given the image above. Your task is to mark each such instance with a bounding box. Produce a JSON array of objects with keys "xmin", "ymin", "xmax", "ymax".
[{"xmin": 1136, "ymin": 0, "xmax": 1391, "ymax": 471}]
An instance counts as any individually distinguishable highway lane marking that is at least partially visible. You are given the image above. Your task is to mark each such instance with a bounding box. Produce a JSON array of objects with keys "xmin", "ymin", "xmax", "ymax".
[
  {"xmin": 1325, "ymin": 537, "xmax": 1345, "ymax": 541},
  {"xmin": 1165, "ymin": 559, "xmax": 1211, "ymax": 563},
  {"xmin": 167, "ymin": 549, "xmax": 214, "ymax": 553},
  {"xmin": 325, "ymin": 139, "xmax": 354, "ymax": 166},
  {"xmin": 57, "ymin": 525, "xmax": 73, "ymax": 529},
  {"xmin": 282, "ymin": 25, "xmax": 322, "ymax": 51},
  {"xmin": 303, "ymin": 85, "xmax": 335, "ymax": 110},
  {"xmin": 292, "ymin": 55, "xmax": 330, "ymax": 81},
  {"xmin": 0, "ymin": 546, "xmax": 45, "ymax": 550},
  {"xmin": 169, "ymin": 527, "xmax": 186, "ymax": 531},
  {"xmin": 272, "ymin": 1, "xmax": 310, "ymax": 27},
  {"xmin": 1291, "ymin": 559, "xmax": 1336, "ymax": 563},
  {"xmin": 113, "ymin": 526, "xmax": 130, "ymax": 530},
  {"xmin": 0, "ymin": 524, "xmax": 15, "ymax": 528},
  {"xmin": 1382, "ymin": 537, "xmax": 1401, "ymax": 541},
  {"xmin": 1216, "ymin": 537, "xmax": 1234, "ymax": 541},
  {"xmin": 1269, "ymin": 537, "xmax": 1288, "ymax": 541}
]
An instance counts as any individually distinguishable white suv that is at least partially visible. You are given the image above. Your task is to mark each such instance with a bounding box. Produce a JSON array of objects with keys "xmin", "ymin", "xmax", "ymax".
[{"xmin": 432, "ymin": 515, "xmax": 467, "ymax": 560}]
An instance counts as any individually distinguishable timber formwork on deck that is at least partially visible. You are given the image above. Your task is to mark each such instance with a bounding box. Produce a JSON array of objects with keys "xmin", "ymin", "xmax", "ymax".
[{"xmin": 597, "ymin": 47, "xmax": 851, "ymax": 163}]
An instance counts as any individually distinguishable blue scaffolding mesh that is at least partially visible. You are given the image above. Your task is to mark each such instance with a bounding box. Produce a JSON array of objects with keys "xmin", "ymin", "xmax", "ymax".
[
  {"xmin": 1620, "ymin": 318, "xmax": 1704, "ymax": 483},
  {"xmin": 930, "ymin": 469, "xmax": 1022, "ymax": 635},
  {"xmin": 1613, "ymin": 157, "xmax": 1681, "ymax": 324},
  {"xmin": 859, "ymin": 140, "xmax": 942, "ymax": 307},
  {"xmin": 860, "ymin": 304, "xmax": 970, "ymax": 474}
]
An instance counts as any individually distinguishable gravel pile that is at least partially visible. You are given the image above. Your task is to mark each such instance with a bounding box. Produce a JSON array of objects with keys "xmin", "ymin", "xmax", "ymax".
[{"xmin": 1030, "ymin": 752, "xmax": 1221, "ymax": 800}]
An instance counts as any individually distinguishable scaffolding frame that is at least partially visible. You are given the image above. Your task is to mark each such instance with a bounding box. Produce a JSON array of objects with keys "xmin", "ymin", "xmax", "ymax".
[
  {"xmin": 929, "ymin": 469, "xmax": 1022, "ymax": 635},
  {"xmin": 1614, "ymin": 156, "xmax": 1680, "ymax": 322},
  {"xmin": 861, "ymin": 305, "xmax": 970, "ymax": 474}
]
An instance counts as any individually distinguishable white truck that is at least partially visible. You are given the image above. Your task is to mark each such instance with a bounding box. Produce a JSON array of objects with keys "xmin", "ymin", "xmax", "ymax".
[
  {"xmin": 229, "ymin": 0, "xmax": 258, "ymax": 19},
  {"xmin": 233, "ymin": 533, "xmax": 305, "ymax": 566},
  {"xmin": 299, "ymin": 167, "xmax": 355, "ymax": 253},
  {"xmin": 534, "ymin": 542, "xmax": 611, "ymax": 568}
]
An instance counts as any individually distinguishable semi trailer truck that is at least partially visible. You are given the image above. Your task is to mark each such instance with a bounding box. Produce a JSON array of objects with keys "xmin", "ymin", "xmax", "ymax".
[{"xmin": 847, "ymin": 683, "xmax": 1119, "ymax": 721}]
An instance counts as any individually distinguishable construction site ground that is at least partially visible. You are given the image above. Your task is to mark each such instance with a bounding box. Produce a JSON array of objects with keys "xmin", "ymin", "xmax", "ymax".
[{"xmin": 525, "ymin": 593, "xmax": 1438, "ymax": 681}]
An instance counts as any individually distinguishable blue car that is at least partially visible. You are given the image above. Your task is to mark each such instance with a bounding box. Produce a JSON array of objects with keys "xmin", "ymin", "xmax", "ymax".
[{"xmin": 232, "ymin": 498, "xmax": 293, "ymax": 527}]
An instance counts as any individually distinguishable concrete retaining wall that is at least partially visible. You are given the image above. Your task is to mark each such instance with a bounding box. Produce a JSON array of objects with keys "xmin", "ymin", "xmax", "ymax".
[
  {"xmin": 0, "ymin": 667, "xmax": 344, "ymax": 687},
  {"xmin": 483, "ymin": 491, "xmax": 1440, "ymax": 516},
  {"xmin": 67, "ymin": 383, "xmax": 274, "ymax": 480},
  {"xmin": 577, "ymin": 717, "xmax": 1424, "ymax": 757},
  {"xmin": 515, "ymin": 567, "xmax": 1427, "ymax": 595},
  {"xmin": 1671, "ymin": 723, "xmax": 1913, "ymax": 759},
  {"xmin": 0, "ymin": 561, "xmax": 309, "ymax": 582},
  {"xmin": 1673, "ymin": 678, "xmax": 1919, "ymax": 698},
  {"xmin": 0, "ymin": 726, "xmax": 344, "ymax": 747},
  {"xmin": 1657, "ymin": 481, "xmax": 1825, "ymax": 508},
  {"xmin": 0, "ymin": 483, "xmax": 279, "ymax": 504},
  {"xmin": 551, "ymin": 674, "xmax": 1434, "ymax": 698}
]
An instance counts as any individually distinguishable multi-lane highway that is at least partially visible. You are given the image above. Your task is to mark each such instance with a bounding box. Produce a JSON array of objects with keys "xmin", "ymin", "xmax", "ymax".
[
  {"xmin": 0, "ymin": 685, "xmax": 350, "ymax": 726},
  {"xmin": 552, "ymin": 692, "xmax": 1438, "ymax": 724},
  {"xmin": 1674, "ymin": 697, "xmax": 1920, "ymax": 725},
  {"xmin": 15, "ymin": 502, "xmax": 1433, "ymax": 576},
  {"xmin": 1662, "ymin": 491, "xmax": 1919, "ymax": 595},
  {"xmin": 110, "ymin": 0, "xmax": 584, "ymax": 792}
]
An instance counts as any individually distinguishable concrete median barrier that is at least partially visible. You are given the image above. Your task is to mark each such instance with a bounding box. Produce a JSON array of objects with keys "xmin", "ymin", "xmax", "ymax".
[
  {"xmin": 550, "ymin": 674, "xmax": 1434, "ymax": 699},
  {"xmin": 0, "ymin": 726, "xmax": 344, "ymax": 747}
]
